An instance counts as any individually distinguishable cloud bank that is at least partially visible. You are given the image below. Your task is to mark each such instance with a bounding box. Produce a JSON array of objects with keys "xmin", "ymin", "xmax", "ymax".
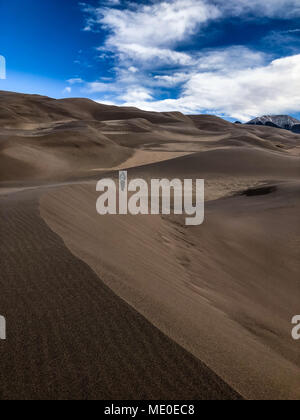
[{"xmin": 80, "ymin": 0, "xmax": 300, "ymax": 120}]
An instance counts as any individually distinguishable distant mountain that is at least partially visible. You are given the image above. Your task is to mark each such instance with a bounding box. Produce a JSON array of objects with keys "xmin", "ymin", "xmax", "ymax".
[{"xmin": 247, "ymin": 115, "xmax": 300, "ymax": 133}]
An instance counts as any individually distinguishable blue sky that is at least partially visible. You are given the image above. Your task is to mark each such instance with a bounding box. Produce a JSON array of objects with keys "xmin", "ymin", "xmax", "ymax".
[{"xmin": 1, "ymin": 0, "xmax": 300, "ymax": 121}]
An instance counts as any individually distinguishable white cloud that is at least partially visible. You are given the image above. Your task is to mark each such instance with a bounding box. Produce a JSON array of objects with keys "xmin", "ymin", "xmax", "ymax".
[
  {"xmin": 85, "ymin": 0, "xmax": 300, "ymax": 54},
  {"xmin": 121, "ymin": 88, "xmax": 153, "ymax": 102},
  {"xmin": 63, "ymin": 87, "xmax": 72, "ymax": 94},
  {"xmin": 105, "ymin": 0, "xmax": 120, "ymax": 6},
  {"xmin": 121, "ymin": 54, "xmax": 300, "ymax": 121},
  {"xmin": 128, "ymin": 66, "xmax": 138, "ymax": 73},
  {"xmin": 67, "ymin": 78, "xmax": 84, "ymax": 85},
  {"xmin": 85, "ymin": 0, "xmax": 220, "ymax": 66},
  {"xmin": 116, "ymin": 43, "xmax": 194, "ymax": 66},
  {"xmin": 95, "ymin": 99, "xmax": 118, "ymax": 106},
  {"xmin": 152, "ymin": 46, "xmax": 267, "ymax": 87},
  {"xmin": 196, "ymin": 46, "xmax": 267, "ymax": 71},
  {"xmin": 81, "ymin": 0, "xmax": 300, "ymax": 119},
  {"xmin": 153, "ymin": 72, "xmax": 191, "ymax": 86},
  {"xmin": 86, "ymin": 81, "xmax": 118, "ymax": 93},
  {"xmin": 100, "ymin": 0, "xmax": 220, "ymax": 48},
  {"xmin": 219, "ymin": 0, "xmax": 300, "ymax": 19}
]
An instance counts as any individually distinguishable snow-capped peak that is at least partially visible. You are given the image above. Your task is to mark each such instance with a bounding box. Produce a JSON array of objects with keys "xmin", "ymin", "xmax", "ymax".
[{"xmin": 247, "ymin": 115, "xmax": 300, "ymax": 131}]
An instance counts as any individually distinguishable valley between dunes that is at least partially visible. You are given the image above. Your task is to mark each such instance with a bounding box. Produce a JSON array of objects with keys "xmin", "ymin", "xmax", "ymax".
[{"xmin": 1, "ymin": 91, "xmax": 300, "ymax": 400}]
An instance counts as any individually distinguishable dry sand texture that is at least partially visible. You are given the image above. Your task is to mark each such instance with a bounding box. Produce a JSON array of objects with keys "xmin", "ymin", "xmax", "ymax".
[{"xmin": 1, "ymin": 91, "xmax": 300, "ymax": 400}]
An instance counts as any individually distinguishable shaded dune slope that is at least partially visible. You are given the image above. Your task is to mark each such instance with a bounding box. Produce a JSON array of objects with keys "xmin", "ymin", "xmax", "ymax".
[
  {"xmin": 0, "ymin": 188, "xmax": 241, "ymax": 400},
  {"xmin": 128, "ymin": 147, "xmax": 300, "ymax": 178}
]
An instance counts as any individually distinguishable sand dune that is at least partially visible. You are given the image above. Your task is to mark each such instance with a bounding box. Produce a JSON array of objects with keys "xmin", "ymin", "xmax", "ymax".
[
  {"xmin": 1, "ymin": 91, "xmax": 299, "ymax": 186},
  {"xmin": 1, "ymin": 91, "xmax": 300, "ymax": 400},
  {"xmin": 0, "ymin": 187, "xmax": 241, "ymax": 400},
  {"xmin": 40, "ymin": 176, "xmax": 300, "ymax": 400}
]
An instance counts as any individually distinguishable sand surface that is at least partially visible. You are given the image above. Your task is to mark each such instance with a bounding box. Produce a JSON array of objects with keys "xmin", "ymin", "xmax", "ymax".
[
  {"xmin": 0, "ymin": 187, "xmax": 241, "ymax": 400},
  {"xmin": 40, "ymin": 178, "xmax": 300, "ymax": 400},
  {"xmin": 1, "ymin": 91, "xmax": 300, "ymax": 400}
]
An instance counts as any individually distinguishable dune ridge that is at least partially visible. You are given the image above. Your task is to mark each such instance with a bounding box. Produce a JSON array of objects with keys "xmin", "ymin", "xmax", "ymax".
[{"xmin": 1, "ymin": 91, "xmax": 299, "ymax": 186}]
